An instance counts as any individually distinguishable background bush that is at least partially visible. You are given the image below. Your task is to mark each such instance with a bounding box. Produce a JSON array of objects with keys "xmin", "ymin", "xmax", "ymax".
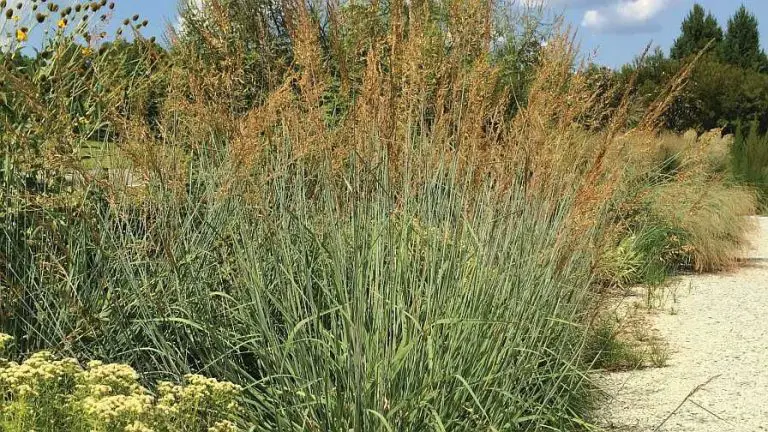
[{"xmin": 731, "ymin": 121, "xmax": 768, "ymax": 212}]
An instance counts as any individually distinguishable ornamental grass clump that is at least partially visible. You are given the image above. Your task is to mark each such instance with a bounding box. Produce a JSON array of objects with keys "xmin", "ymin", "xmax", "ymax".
[{"xmin": 0, "ymin": 334, "xmax": 242, "ymax": 432}]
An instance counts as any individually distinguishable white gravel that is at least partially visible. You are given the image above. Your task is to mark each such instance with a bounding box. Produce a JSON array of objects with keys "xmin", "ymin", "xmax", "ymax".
[{"xmin": 597, "ymin": 217, "xmax": 768, "ymax": 432}]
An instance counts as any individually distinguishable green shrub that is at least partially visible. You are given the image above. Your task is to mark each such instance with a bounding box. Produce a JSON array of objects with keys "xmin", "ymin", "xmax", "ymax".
[{"xmin": 731, "ymin": 121, "xmax": 768, "ymax": 212}]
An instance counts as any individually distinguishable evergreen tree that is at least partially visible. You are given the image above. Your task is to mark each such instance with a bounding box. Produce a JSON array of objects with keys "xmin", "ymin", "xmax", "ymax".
[
  {"xmin": 670, "ymin": 4, "xmax": 723, "ymax": 60},
  {"xmin": 721, "ymin": 5, "xmax": 765, "ymax": 71}
]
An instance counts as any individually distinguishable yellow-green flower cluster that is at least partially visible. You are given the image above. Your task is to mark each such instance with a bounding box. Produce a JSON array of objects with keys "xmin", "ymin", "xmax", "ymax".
[
  {"xmin": 0, "ymin": 346, "xmax": 243, "ymax": 431},
  {"xmin": 166, "ymin": 374, "xmax": 242, "ymax": 409},
  {"xmin": 81, "ymin": 393, "xmax": 154, "ymax": 428},
  {"xmin": 0, "ymin": 333, "xmax": 12, "ymax": 352},
  {"xmin": 0, "ymin": 351, "xmax": 80, "ymax": 398},
  {"xmin": 80, "ymin": 360, "xmax": 143, "ymax": 395},
  {"xmin": 154, "ymin": 374, "xmax": 243, "ymax": 426},
  {"xmin": 71, "ymin": 361, "xmax": 155, "ymax": 430}
]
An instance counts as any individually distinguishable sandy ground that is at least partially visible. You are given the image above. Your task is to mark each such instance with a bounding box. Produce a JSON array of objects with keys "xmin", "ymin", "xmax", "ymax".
[{"xmin": 597, "ymin": 217, "xmax": 768, "ymax": 432}]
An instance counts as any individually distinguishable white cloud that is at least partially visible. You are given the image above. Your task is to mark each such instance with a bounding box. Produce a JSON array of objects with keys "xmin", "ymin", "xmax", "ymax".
[
  {"xmin": 519, "ymin": 0, "xmax": 615, "ymax": 7},
  {"xmin": 582, "ymin": 9, "xmax": 608, "ymax": 28},
  {"xmin": 174, "ymin": 0, "xmax": 205, "ymax": 33},
  {"xmin": 520, "ymin": 0, "xmax": 674, "ymax": 33},
  {"xmin": 581, "ymin": 0, "xmax": 672, "ymax": 33}
]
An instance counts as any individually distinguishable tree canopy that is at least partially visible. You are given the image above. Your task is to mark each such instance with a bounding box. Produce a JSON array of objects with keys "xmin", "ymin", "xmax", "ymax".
[
  {"xmin": 721, "ymin": 5, "xmax": 768, "ymax": 71},
  {"xmin": 670, "ymin": 3, "xmax": 723, "ymax": 60}
]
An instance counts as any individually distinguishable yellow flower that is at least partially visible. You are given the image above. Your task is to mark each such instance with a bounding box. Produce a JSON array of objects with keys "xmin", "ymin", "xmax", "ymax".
[
  {"xmin": 15, "ymin": 28, "xmax": 27, "ymax": 42},
  {"xmin": 81, "ymin": 47, "xmax": 93, "ymax": 57},
  {"xmin": 0, "ymin": 333, "xmax": 12, "ymax": 351},
  {"xmin": 57, "ymin": 19, "xmax": 66, "ymax": 29}
]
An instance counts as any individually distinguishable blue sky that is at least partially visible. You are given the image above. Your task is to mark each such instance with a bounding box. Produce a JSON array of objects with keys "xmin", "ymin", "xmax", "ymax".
[{"xmin": 30, "ymin": 0, "xmax": 768, "ymax": 69}]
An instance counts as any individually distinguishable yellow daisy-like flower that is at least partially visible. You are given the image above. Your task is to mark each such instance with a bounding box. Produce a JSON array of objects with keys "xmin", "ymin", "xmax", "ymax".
[
  {"xmin": 57, "ymin": 19, "xmax": 66, "ymax": 29},
  {"xmin": 15, "ymin": 28, "xmax": 27, "ymax": 42},
  {"xmin": 81, "ymin": 47, "xmax": 93, "ymax": 57}
]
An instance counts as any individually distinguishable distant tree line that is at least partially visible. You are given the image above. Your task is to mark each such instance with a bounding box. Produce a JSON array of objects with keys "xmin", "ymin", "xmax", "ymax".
[{"xmin": 590, "ymin": 4, "xmax": 768, "ymax": 133}]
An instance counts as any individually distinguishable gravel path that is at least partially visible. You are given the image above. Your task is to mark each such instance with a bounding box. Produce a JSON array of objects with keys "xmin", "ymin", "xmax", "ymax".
[{"xmin": 598, "ymin": 217, "xmax": 768, "ymax": 432}]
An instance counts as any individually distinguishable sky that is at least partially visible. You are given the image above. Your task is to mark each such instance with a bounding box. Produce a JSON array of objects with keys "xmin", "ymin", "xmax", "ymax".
[{"xmin": 11, "ymin": 0, "xmax": 768, "ymax": 69}]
